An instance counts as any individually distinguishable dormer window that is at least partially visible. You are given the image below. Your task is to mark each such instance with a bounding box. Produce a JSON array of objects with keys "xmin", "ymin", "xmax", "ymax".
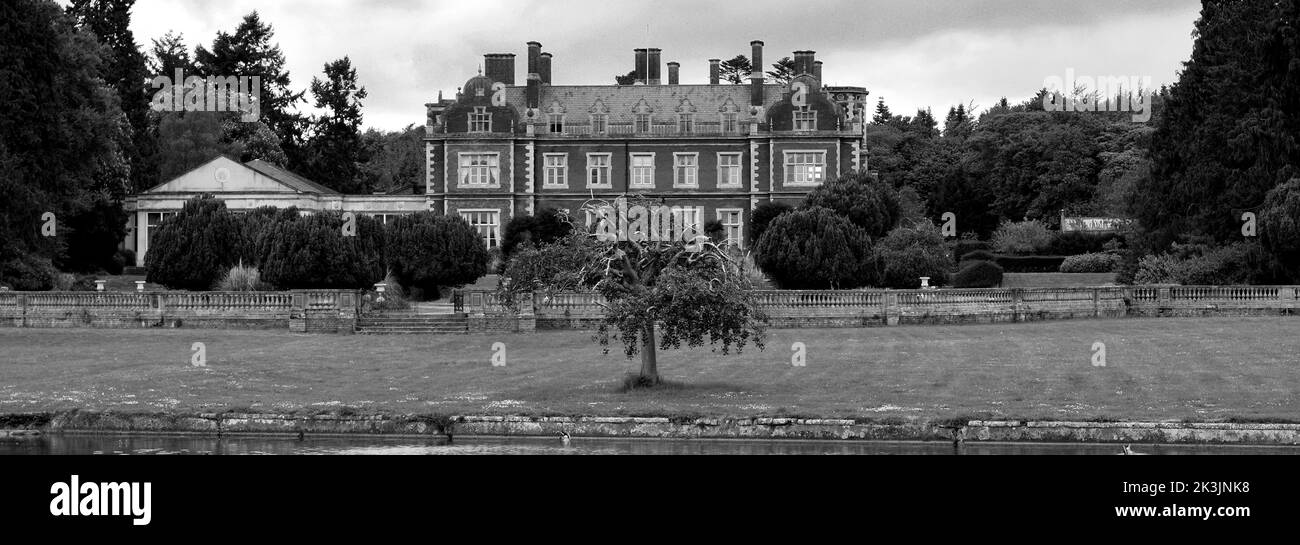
[
  {"xmin": 635, "ymin": 113, "xmax": 651, "ymax": 133},
  {"xmin": 678, "ymin": 113, "xmax": 694, "ymax": 134},
  {"xmin": 548, "ymin": 113, "xmax": 564, "ymax": 134},
  {"xmin": 469, "ymin": 107, "xmax": 491, "ymax": 133},
  {"xmin": 794, "ymin": 106, "xmax": 817, "ymax": 131},
  {"xmin": 721, "ymin": 112, "xmax": 738, "ymax": 133},
  {"xmin": 592, "ymin": 113, "xmax": 608, "ymax": 134}
]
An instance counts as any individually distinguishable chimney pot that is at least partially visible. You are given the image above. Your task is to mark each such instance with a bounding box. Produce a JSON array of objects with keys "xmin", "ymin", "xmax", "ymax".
[
  {"xmin": 708, "ymin": 58, "xmax": 721, "ymax": 85},
  {"xmin": 750, "ymin": 40, "xmax": 765, "ymax": 107},
  {"xmin": 527, "ymin": 41, "xmax": 542, "ymax": 77},
  {"xmin": 667, "ymin": 62, "xmax": 680, "ymax": 85},
  {"xmin": 634, "ymin": 48, "xmax": 648, "ymax": 84},
  {"xmin": 648, "ymin": 48, "xmax": 662, "ymax": 85},
  {"xmin": 539, "ymin": 52, "xmax": 552, "ymax": 84}
]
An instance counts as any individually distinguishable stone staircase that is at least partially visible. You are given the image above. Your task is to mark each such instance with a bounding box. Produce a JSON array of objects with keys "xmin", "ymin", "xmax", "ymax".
[{"xmin": 356, "ymin": 302, "xmax": 468, "ymax": 334}]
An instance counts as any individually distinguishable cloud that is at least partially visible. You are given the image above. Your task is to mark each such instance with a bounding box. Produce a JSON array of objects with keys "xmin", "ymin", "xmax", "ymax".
[{"xmin": 129, "ymin": 0, "xmax": 1201, "ymax": 131}]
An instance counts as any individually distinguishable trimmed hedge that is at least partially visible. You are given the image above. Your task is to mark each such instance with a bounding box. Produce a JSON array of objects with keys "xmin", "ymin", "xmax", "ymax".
[
  {"xmin": 959, "ymin": 250, "xmax": 996, "ymax": 263},
  {"xmin": 754, "ymin": 207, "xmax": 875, "ymax": 289},
  {"xmin": 1059, "ymin": 252, "xmax": 1121, "ymax": 273},
  {"xmin": 993, "ymin": 254, "xmax": 1067, "ymax": 273},
  {"xmin": 951, "ymin": 240, "xmax": 991, "ymax": 260},
  {"xmin": 953, "ymin": 260, "xmax": 1004, "ymax": 288}
]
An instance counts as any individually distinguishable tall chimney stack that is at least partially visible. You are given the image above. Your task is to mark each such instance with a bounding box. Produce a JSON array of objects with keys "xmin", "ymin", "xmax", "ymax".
[
  {"xmin": 634, "ymin": 48, "xmax": 648, "ymax": 84},
  {"xmin": 484, "ymin": 54, "xmax": 515, "ymax": 85},
  {"xmin": 708, "ymin": 59, "xmax": 720, "ymax": 84},
  {"xmin": 793, "ymin": 51, "xmax": 816, "ymax": 76},
  {"xmin": 647, "ymin": 48, "xmax": 662, "ymax": 85},
  {"xmin": 667, "ymin": 62, "xmax": 679, "ymax": 85},
  {"xmin": 539, "ymin": 52, "xmax": 552, "ymax": 84},
  {"xmin": 813, "ymin": 60, "xmax": 823, "ymax": 82},
  {"xmin": 527, "ymin": 41, "xmax": 542, "ymax": 78},
  {"xmin": 750, "ymin": 40, "xmax": 764, "ymax": 106}
]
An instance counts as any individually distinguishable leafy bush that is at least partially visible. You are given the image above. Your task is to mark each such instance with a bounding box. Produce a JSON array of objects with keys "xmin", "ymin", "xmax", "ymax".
[
  {"xmin": 1059, "ymin": 252, "xmax": 1121, "ymax": 273},
  {"xmin": 260, "ymin": 211, "xmax": 386, "ymax": 289},
  {"xmin": 216, "ymin": 261, "xmax": 269, "ymax": 291},
  {"xmin": 953, "ymin": 260, "xmax": 1004, "ymax": 288},
  {"xmin": 991, "ymin": 220, "xmax": 1054, "ymax": 255},
  {"xmin": 1260, "ymin": 178, "xmax": 1300, "ymax": 281},
  {"xmin": 1132, "ymin": 242, "xmax": 1271, "ymax": 285},
  {"xmin": 960, "ymin": 250, "xmax": 996, "ymax": 263},
  {"xmin": 386, "ymin": 212, "xmax": 489, "ymax": 300},
  {"xmin": 800, "ymin": 172, "xmax": 901, "ymax": 238},
  {"xmin": 497, "ymin": 232, "xmax": 603, "ymax": 311},
  {"xmin": 749, "ymin": 201, "xmax": 793, "ymax": 250},
  {"xmin": 113, "ymin": 248, "xmax": 136, "ymax": 272},
  {"xmin": 754, "ymin": 207, "xmax": 875, "ymax": 289},
  {"xmin": 872, "ymin": 223, "xmax": 953, "ymax": 288},
  {"xmin": 994, "ymin": 254, "xmax": 1067, "ymax": 272},
  {"xmin": 1048, "ymin": 231, "xmax": 1123, "ymax": 256},
  {"xmin": 145, "ymin": 197, "xmax": 244, "ymax": 290},
  {"xmin": 0, "ymin": 255, "xmax": 58, "ymax": 291},
  {"xmin": 499, "ymin": 208, "xmax": 573, "ymax": 267},
  {"xmin": 362, "ymin": 271, "xmax": 411, "ymax": 312}
]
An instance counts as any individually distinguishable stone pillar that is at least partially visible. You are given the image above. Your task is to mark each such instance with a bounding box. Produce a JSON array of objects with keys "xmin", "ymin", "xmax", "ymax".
[
  {"xmin": 884, "ymin": 291, "xmax": 899, "ymax": 326},
  {"xmin": 1011, "ymin": 288, "xmax": 1023, "ymax": 322}
]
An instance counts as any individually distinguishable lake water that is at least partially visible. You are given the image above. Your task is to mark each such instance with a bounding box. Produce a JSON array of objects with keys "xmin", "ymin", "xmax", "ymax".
[{"xmin": 3, "ymin": 433, "xmax": 1299, "ymax": 455}]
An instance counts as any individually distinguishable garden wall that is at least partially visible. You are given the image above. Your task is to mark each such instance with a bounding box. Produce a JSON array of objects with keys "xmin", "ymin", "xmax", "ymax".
[{"xmin": 0, "ymin": 290, "xmax": 356, "ymax": 333}]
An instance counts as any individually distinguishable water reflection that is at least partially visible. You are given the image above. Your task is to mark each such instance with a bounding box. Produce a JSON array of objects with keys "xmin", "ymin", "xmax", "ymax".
[{"xmin": 3, "ymin": 433, "xmax": 1299, "ymax": 455}]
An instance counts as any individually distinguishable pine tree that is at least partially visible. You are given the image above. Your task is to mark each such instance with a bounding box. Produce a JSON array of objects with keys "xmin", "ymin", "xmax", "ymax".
[
  {"xmin": 304, "ymin": 56, "xmax": 368, "ymax": 193},
  {"xmin": 872, "ymin": 97, "xmax": 893, "ymax": 124}
]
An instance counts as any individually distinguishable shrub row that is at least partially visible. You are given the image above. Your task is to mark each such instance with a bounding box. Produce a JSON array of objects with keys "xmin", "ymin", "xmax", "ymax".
[
  {"xmin": 146, "ymin": 197, "xmax": 487, "ymax": 293},
  {"xmin": 1059, "ymin": 252, "xmax": 1121, "ymax": 273}
]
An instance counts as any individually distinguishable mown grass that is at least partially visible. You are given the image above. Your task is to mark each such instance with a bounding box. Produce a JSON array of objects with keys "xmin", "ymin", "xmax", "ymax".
[{"xmin": 0, "ymin": 316, "xmax": 1296, "ymax": 423}]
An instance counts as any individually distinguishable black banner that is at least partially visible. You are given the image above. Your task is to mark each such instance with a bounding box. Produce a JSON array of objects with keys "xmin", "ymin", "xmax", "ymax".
[{"xmin": 1, "ymin": 453, "xmax": 1292, "ymax": 537}]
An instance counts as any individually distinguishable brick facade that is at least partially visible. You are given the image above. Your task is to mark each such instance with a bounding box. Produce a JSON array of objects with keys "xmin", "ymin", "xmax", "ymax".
[{"xmin": 426, "ymin": 40, "xmax": 871, "ymax": 249}]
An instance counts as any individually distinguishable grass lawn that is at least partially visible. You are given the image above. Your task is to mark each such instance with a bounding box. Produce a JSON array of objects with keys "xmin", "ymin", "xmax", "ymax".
[{"xmin": 0, "ymin": 317, "xmax": 1296, "ymax": 422}]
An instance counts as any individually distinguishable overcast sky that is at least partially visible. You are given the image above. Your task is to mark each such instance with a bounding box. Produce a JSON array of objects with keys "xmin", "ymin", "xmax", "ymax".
[{"xmin": 128, "ymin": 0, "xmax": 1202, "ymax": 131}]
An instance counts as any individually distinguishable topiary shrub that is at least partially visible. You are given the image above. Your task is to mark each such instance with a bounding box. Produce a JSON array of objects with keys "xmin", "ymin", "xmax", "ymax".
[
  {"xmin": 499, "ymin": 208, "xmax": 573, "ymax": 268},
  {"xmin": 145, "ymin": 197, "xmax": 243, "ymax": 290},
  {"xmin": 991, "ymin": 219, "xmax": 1054, "ymax": 255},
  {"xmin": 800, "ymin": 171, "xmax": 901, "ymax": 238},
  {"xmin": 260, "ymin": 211, "xmax": 386, "ymax": 290},
  {"xmin": 749, "ymin": 201, "xmax": 794, "ymax": 251},
  {"xmin": 754, "ymin": 207, "xmax": 875, "ymax": 289},
  {"xmin": 385, "ymin": 212, "xmax": 489, "ymax": 300},
  {"xmin": 953, "ymin": 260, "xmax": 1004, "ymax": 288},
  {"xmin": 872, "ymin": 223, "xmax": 953, "ymax": 288},
  {"xmin": 1059, "ymin": 252, "xmax": 1121, "ymax": 273}
]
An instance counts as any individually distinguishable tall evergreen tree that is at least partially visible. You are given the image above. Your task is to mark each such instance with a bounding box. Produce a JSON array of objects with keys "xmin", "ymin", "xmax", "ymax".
[
  {"xmin": 66, "ymin": 0, "xmax": 155, "ymax": 193},
  {"xmin": 1136, "ymin": 1, "xmax": 1300, "ymax": 250},
  {"xmin": 872, "ymin": 97, "xmax": 893, "ymax": 124},
  {"xmin": 195, "ymin": 12, "xmax": 307, "ymax": 170},
  {"xmin": 1, "ymin": 0, "xmax": 130, "ymax": 280},
  {"xmin": 304, "ymin": 56, "xmax": 368, "ymax": 193},
  {"xmin": 766, "ymin": 57, "xmax": 796, "ymax": 85},
  {"xmin": 147, "ymin": 30, "xmax": 191, "ymax": 75}
]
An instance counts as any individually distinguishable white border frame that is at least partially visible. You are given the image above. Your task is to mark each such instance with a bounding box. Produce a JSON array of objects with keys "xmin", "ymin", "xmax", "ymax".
[
  {"xmin": 585, "ymin": 153, "xmax": 613, "ymax": 189},
  {"xmin": 672, "ymin": 152, "xmax": 699, "ymax": 188},
  {"xmin": 629, "ymin": 152, "xmax": 656, "ymax": 189},
  {"xmin": 716, "ymin": 152, "xmax": 743, "ymax": 189},
  {"xmin": 542, "ymin": 153, "xmax": 568, "ymax": 189},
  {"xmin": 456, "ymin": 151, "xmax": 502, "ymax": 188},
  {"xmin": 782, "ymin": 149, "xmax": 827, "ymax": 186}
]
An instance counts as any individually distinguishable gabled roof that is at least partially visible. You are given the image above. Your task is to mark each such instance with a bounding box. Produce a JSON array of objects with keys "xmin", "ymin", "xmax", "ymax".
[{"xmin": 243, "ymin": 159, "xmax": 340, "ymax": 195}]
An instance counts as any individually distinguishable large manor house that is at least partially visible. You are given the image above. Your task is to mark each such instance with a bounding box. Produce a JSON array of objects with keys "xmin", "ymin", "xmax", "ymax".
[{"xmin": 124, "ymin": 40, "xmax": 871, "ymax": 264}]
